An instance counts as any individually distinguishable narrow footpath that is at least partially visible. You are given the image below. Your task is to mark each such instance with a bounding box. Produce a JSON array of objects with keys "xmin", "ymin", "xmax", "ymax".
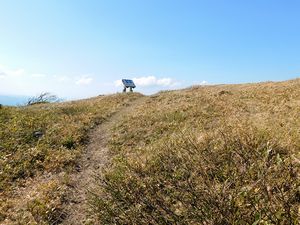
[{"xmin": 63, "ymin": 96, "xmax": 147, "ymax": 225}]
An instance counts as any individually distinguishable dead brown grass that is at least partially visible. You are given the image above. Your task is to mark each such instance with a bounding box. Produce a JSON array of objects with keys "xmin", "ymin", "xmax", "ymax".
[
  {"xmin": 90, "ymin": 79, "xmax": 300, "ymax": 224},
  {"xmin": 0, "ymin": 93, "xmax": 142, "ymax": 224}
]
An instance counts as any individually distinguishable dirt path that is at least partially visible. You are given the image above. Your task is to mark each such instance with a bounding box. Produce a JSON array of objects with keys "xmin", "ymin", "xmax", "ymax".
[{"xmin": 63, "ymin": 96, "xmax": 146, "ymax": 225}]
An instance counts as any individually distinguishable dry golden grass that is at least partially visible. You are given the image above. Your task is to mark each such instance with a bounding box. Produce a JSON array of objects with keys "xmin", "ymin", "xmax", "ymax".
[
  {"xmin": 1, "ymin": 79, "xmax": 299, "ymax": 224},
  {"xmin": 90, "ymin": 79, "xmax": 300, "ymax": 224},
  {"xmin": 0, "ymin": 93, "xmax": 142, "ymax": 224}
]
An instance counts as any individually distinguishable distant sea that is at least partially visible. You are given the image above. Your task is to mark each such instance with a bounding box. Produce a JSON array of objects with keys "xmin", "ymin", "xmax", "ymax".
[{"xmin": 0, "ymin": 95, "xmax": 29, "ymax": 106}]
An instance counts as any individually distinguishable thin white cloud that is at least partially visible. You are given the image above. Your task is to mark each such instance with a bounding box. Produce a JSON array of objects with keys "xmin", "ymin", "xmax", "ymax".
[
  {"xmin": 133, "ymin": 76, "xmax": 157, "ymax": 87},
  {"xmin": 0, "ymin": 71, "xmax": 6, "ymax": 79},
  {"xmin": 31, "ymin": 73, "xmax": 47, "ymax": 78},
  {"xmin": 199, "ymin": 80, "xmax": 208, "ymax": 85},
  {"xmin": 114, "ymin": 79, "xmax": 123, "ymax": 87},
  {"xmin": 0, "ymin": 64, "xmax": 194, "ymax": 99},
  {"xmin": 0, "ymin": 64, "xmax": 99, "ymax": 98},
  {"xmin": 54, "ymin": 75, "xmax": 71, "ymax": 82},
  {"xmin": 114, "ymin": 76, "xmax": 180, "ymax": 88},
  {"xmin": 75, "ymin": 75, "xmax": 93, "ymax": 85},
  {"xmin": 13, "ymin": 69, "xmax": 25, "ymax": 76},
  {"xmin": 0, "ymin": 65, "xmax": 25, "ymax": 78}
]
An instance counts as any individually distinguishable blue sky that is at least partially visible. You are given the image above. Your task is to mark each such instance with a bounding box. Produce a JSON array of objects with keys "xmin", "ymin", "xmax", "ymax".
[{"xmin": 0, "ymin": 0, "xmax": 299, "ymax": 99}]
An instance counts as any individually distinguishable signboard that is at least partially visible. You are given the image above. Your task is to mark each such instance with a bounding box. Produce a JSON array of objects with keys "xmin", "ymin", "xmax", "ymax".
[{"xmin": 122, "ymin": 79, "xmax": 136, "ymax": 88}]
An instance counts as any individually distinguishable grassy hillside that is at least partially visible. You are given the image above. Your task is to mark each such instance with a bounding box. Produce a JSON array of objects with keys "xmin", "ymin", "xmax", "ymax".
[
  {"xmin": 0, "ymin": 93, "xmax": 142, "ymax": 224},
  {"xmin": 1, "ymin": 79, "xmax": 299, "ymax": 224},
  {"xmin": 91, "ymin": 79, "xmax": 300, "ymax": 224}
]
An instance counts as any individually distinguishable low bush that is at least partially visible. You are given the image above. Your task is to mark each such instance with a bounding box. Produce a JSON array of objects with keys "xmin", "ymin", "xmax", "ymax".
[{"xmin": 26, "ymin": 92, "xmax": 60, "ymax": 105}]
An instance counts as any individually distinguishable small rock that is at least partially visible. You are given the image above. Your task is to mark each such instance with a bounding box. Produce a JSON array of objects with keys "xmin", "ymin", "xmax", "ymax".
[
  {"xmin": 33, "ymin": 131, "xmax": 44, "ymax": 138},
  {"xmin": 218, "ymin": 90, "xmax": 232, "ymax": 96},
  {"xmin": 75, "ymin": 165, "xmax": 82, "ymax": 172}
]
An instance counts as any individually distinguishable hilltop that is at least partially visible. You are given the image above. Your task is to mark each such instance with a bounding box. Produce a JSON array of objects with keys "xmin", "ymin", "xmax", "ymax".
[{"xmin": 0, "ymin": 79, "xmax": 299, "ymax": 224}]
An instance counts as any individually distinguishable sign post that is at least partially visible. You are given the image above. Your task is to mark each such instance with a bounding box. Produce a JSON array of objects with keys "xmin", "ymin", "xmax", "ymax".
[{"xmin": 122, "ymin": 79, "xmax": 136, "ymax": 92}]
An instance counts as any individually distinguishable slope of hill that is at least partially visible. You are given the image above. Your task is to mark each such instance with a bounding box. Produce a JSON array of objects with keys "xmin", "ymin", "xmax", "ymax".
[
  {"xmin": 91, "ymin": 79, "xmax": 300, "ymax": 224},
  {"xmin": 0, "ymin": 79, "xmax": 299, "ymax": 224},
  {"xmin": 0, "ymin": 93, "xmax": 143, "ymax": 224}
]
